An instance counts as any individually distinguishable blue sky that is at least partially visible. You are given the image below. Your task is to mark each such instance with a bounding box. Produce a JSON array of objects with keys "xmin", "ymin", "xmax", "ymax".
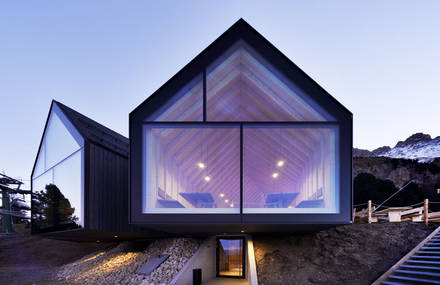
[{"xmin": 1, "ymin": 1, "xmax": 439, "ymax": 182}]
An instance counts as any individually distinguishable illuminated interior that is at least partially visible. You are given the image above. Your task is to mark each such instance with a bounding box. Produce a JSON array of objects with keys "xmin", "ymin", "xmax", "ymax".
[
  {"xmin": 142, "ymin": 39, "xmax": 340, "ymax": 214},
  {"xmin": 217, "ymin": 238, "xmax": 245, "ymax": 278}
]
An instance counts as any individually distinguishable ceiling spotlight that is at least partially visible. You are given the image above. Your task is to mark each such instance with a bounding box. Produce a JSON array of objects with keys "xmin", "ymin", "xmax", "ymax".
[
  {"xmin": 204, "ymin": 176, "xmax": 211, "ymax": 182},
  {"xmin": 225, "ymin": 199, "xmax": 229, "ymax": 203},
  {"xmin": 230, "ymin": 203, "xmax": 234, "ymax": 207},
  {"xmin": 197, "ymin": 162, "xmax": 206, "ymax": 169},
  {"xmin": 219, "ymin": 193, "xmax": 225, "ymax": 198},
  {"xmin": 272, "ymin": 172, "xmax": 279, "ymax": 178},
  {"xmin": 277, "ymin": 160, "xmax": 285, "ymax": 167}
]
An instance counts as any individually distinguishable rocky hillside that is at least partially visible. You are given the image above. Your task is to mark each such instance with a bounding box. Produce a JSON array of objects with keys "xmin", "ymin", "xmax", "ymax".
[
  {"xmin": 354, "ymin": 133, "xmax": 440, "ymax": 163},
  {"xmin": 354, "ymin": 157, "xmax": 440, "ymax": 189}
]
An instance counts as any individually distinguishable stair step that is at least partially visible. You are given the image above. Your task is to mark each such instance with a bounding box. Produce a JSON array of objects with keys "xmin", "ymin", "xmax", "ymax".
[
  {"xmin": 381, "ymin": 281, "xmax": 408, "ymax": 285},
  {"xmin": 416, "ymin": 251, "xmax": 440, "ymax": 255},
  {"xmin": 421, "ymin": 247, "xmax": 440, "ymax": 250},
  {"xmin": 388, "ymin": 274, "xmax": 440, "ymax": 284},
  {"xmin": 400, "ymin": 264, "xmax": 440, "ymax": 271},
  {"xmin": 407, "ymin": 260, "xmax": 440, "ymax": 265},
  {"xmin": 412, "ymin": 255, "xmax": 440, "ymax": 259},
  {"xmin": 395, "ymin": 269, "xmax": 440, "ymax": 278}
]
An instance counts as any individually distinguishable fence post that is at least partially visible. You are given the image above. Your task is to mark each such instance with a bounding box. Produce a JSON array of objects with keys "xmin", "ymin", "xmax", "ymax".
[
  {"xmin": 368, "ymin": 200, "xmax": 372, "ymax": 224},
  {"xmin": 424, "ymin": 199, "xmax": 429, "ymax": 225},
  {"xmin": 353, "ymin": 207, "xmax": 356, "ymax": 223}
]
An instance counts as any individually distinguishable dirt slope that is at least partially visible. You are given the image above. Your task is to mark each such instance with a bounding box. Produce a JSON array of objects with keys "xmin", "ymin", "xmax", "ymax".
[{"xmin": 253, "ymin": 223, "xmax": 436, "ymax": 285}]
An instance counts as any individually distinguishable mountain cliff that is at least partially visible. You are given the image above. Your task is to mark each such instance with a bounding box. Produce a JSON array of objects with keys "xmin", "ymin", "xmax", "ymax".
[{"xmin": 354, "ymin": 133, "xmax": 440, "ymax": 163}]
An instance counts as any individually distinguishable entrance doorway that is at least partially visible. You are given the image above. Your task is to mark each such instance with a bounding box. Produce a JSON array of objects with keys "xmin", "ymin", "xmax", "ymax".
[{"xmin": 216, "ymin": 236, "xmax": 246, "ymax": 278}]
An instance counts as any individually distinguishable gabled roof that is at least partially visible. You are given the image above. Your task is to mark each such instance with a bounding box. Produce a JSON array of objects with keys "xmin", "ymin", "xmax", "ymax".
[
  {"xmin": 130, "ymin": 18, "xmax": 351, "ymax": 121},
  {"xmin": 54, "ymin": 100, "xmax": 129, "ymax": 157}
]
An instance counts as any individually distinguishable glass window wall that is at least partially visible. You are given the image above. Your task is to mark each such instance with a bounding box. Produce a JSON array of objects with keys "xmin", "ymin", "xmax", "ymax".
[
  {"xmin": 143, "ymin": 125, "xmax": 240, "ymax": 213},
  {"xmin": 243, "ymin": 126, "xmax": 338, "ymax": 213}
]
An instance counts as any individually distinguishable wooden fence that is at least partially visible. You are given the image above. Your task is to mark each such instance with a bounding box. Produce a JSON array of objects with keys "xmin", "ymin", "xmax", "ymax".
[{"xmin": 354, "ymin": 199, "xmax": 440, "ymax": 224}]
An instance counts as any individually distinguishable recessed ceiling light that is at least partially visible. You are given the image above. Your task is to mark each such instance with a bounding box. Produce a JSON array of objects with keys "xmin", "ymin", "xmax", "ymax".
[
  {"xmin": 230, "ymin": 203, "xmax": 234, "ymax": 207},
  {"xmin": 204, "ymin": 176, "xmax": 211, "ymax": 182},
  {"xmin": 272, "ymin": 172, "xmax": 279, "ymax": 178},
  {"xmin": 277, "ymin": 160, "xmax": 285, "ymax": 167},
  {"xmin": 225, "ymin": 199, "xmax": 229, "ymax": 203},
  {"xmin": 197, "ymin": 162, "xmax": 206, "ymax": 169},
  {"xmin": 219, "ymin": 193, "xmax": 224, "ymax": 198}
]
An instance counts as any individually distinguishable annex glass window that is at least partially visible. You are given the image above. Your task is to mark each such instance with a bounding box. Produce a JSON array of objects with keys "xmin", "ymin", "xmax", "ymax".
[
  {"xmin": 31, "ymin": 108, "xmax": 84, "ymax": 231},
  {"xmin": 143, "ymin": 125, "xmax": 240, "ymax": 213},
  {"xmin": 217, "ymin": 237, "xmax": 245, "ymax": 278},
  {"xmin": 145, "ymin": 74, "xmax": 203, "ymax": 121},
  {"xmin": 206, "ymin": 40, "xmax": 334, "ymax": 122},
  {"xmin": 243, "ymin": 126, "xmax": 339, "ymax": 213}
]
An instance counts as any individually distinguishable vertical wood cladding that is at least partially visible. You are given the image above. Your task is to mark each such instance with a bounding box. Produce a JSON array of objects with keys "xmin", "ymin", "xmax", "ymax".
[{"xmin": 87, "ymin": 142, "xmax": 130, "ymax": 232}]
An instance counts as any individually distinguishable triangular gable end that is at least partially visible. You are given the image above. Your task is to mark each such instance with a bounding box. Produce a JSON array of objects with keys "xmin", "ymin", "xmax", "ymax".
[
  {"xmin": 136, "ymin": 19, "xmax": 348, "ymax": 123},
  {"xmin": 32, "ymin": 102, "xmax": 84, "ymax": 178}
]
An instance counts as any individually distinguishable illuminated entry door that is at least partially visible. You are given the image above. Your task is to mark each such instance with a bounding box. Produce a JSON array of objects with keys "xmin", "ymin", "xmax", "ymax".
[{"xmin": 216, "ymin": 237, "xmax": 246, "ymax": 278}]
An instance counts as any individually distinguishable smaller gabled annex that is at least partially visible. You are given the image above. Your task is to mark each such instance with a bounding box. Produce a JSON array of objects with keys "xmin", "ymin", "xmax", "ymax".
[{"xmin": 31, "ymin": 100, "xmax": 157, "ymax": 240}]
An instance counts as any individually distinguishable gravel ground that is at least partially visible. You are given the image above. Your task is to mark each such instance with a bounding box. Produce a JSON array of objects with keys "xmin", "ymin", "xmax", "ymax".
[
  {"xmin": 253, "ymin": 223, "xmax": 437, "ymax": 285},
  {"xmin": 57, "ymin": 238, "xmax": 203, "ymax": 285}
]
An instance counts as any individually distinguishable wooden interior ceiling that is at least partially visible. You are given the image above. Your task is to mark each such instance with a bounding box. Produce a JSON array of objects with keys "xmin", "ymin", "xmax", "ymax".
[
  {"xmin": 206, "ymin": 41, "xmax": 329, "ymax": 122},
  {"xmin": 146, "ymin": 40, "xmax": 334, "ymax": 207}
]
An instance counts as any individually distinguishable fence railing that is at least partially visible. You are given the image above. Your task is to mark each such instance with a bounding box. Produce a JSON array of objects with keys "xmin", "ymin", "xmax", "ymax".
[{"xmin": 353, "ymin": 199, "xmax": 440, "ymax": 224}]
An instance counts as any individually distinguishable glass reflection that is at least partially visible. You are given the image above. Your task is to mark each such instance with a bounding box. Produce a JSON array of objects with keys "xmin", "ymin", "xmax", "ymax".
[
  {"xmin": 32, "ymin": 150, "xmax": 82, "ymax": 232},
  {"xmin": 32, "ymin": 184, "xmax": 79, "ymax": 230},
  {"xmin": 217, "ymin": 238, "xmax": 244, "ymax": 278}
]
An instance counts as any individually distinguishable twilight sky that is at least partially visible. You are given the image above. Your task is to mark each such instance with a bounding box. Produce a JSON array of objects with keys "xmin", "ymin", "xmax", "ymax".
[{"xmin": 1, "ymin": 1, "xmax": 439, "ymax": 182}]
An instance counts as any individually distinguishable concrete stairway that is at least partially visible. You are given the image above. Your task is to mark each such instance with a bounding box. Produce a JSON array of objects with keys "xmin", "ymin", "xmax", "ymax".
[{"xmin": 373, "ymin": 226, "xmax": 440, "ymax": 284}]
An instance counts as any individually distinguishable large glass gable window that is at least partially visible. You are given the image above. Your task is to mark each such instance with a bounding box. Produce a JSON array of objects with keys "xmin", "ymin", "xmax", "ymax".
[
  {"xmin": 32, "ymin": 106, "xmax": 84, "ymax": 230},
  {"xmin": 140, "ymin": 39, "xmax": 340, "ymax": 215},
  {"xmin": 206, "ymin": 41, "xmax": 334, "ymax": 122}
]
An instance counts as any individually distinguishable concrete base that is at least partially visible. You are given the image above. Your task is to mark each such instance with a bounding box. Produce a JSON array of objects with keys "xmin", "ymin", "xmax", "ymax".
[{"xmin": 169, "ymin": 235, "xmax": 258, "ymax": 285}]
